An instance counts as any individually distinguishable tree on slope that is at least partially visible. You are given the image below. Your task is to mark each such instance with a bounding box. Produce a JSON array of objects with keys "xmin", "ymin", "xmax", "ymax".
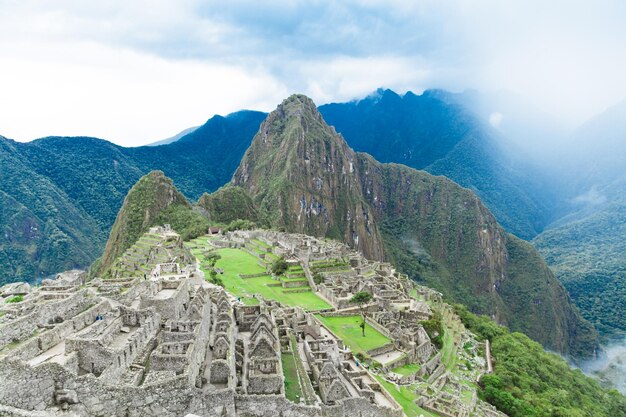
[{"xmin": 350, "ymin": 291, "xmax": 373, "ymax": 337}]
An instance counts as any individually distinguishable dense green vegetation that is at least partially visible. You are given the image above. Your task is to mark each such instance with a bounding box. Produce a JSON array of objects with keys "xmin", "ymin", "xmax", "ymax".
[
  {"xmin": 197, "ymin": 185, "xmax": 261, "ymax": 225},
  {"xmin": 535, "ymin": 203, "xmax": 626, "ymax": 341},
  {"xmin": 454, "ymin": 304, "xmax": 626, "ymax": 417},
  {"xmin": 421, "ymin": 311, "xmax": 444, "ymax": 349},
  {"xmin": 96, "ymin": 171, "xmax": 194, "ymax": 275},
  {"xmin": 231, "ymin": 94, "xmax": 386, "ymax": 260},
  {"xmin": 368, "ymin": 161, "xmax": 594, "ymax": 357},
  {"xmin": 271, "ymin": 256, "xmax": 289, "ymax": 276},
  {"xmin": 531, "ymin": 101, "xmax": 626, "ymax": 344},
  {"xmin": 0, "ymin": 136, "xmax": 104, "ymax": 284}
]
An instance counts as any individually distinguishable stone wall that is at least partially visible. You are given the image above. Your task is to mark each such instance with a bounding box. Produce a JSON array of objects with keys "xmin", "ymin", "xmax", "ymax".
[
  {"xmin": 140, "ymin": 279, "xmax": 190, "ymax": 321},
  {"xmin": 365, "ymin": 343, "xmax": 396, "ymax": 358},
  {"xmin": 0, "ymin": 289, "xmax": 96, "ymax": 348},
  {"xmin": 0, "ymin": 359, "xmax": 73, "ymax": 410},
  {"xmin": 14, "ymin": 300, "xmax": 111, "ymax": 361},
  {"xmin": 0, "ymin": 354, "xmax": 239, "ymax": 417}
]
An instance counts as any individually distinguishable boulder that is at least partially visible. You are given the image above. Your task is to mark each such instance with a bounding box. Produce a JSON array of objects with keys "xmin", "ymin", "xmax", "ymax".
[{"xmin": 0, "ymin": 281, "xmax": 31, "ymax": 296}]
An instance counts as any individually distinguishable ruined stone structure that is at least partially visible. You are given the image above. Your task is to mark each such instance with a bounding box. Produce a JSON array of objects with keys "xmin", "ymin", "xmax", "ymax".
[{"xmin": 0, "ymin": 227, "xmax": 505, "ymax": 417}]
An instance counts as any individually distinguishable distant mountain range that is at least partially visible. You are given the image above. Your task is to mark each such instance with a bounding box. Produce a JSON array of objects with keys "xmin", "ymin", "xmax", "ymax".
[
  {"xmin": 533, "ymin": 100, "xmax": 626, "ymax": 341},
  {"xmin": 1, "ymin": 88, "xmax": 624, "ymax": 349}
]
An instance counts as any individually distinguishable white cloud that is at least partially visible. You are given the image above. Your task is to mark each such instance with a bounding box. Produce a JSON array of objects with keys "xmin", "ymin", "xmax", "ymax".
[
  {"xmin": 297, "ymin": 56, "xmax": 431, "ymax": 103},
  {"xmin": 571, "ymin": 186, "xmax": 607, "ymax": 206},
  {"xmin": 0, "ymin": 0, "xmax": 625, "ymax": 144},
  {"xmin": 0, "ymin": 40, "xmax": 288, "ymax": 146}
]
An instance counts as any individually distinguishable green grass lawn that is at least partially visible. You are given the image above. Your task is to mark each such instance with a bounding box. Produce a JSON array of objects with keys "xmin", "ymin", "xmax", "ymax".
[
  {"xmin": 315, "ymin": 315, "xmax": 391, "ymax": 354},
  {"xmin": 373, "ymin": 375, "xmax": 437, "ymax": 417},
  {"xmin": 281, "ymin": 352, "xmax": 302, "ymax": 402},
  {"xmin": 392, "ymin": 363, "xmax": 421, "ymax": 376},
  {"xmin": 188, "ymin": 241, "xmax": 331, "ymax": 311}
]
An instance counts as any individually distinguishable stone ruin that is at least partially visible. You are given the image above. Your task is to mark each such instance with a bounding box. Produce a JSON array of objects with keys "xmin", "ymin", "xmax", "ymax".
[{"xmin": 0, "ymin": 227, "xmax": 505, "ymax": 417}]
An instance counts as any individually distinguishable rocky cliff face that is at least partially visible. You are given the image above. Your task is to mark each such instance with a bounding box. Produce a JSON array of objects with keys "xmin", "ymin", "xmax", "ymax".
[{"xmin": 228, "ymin": 95, "xmax": 597, "ymax": 357}]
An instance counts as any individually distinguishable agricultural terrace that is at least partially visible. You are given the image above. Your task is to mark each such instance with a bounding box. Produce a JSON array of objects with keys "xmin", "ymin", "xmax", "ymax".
[{"xmin": 391, "ymin": 363, "xmax": 421, "ymax": 376}]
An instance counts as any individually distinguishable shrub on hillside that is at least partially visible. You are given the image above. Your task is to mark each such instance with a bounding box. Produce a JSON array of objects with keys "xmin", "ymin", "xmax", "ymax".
[{"xmin": 272, "ymin": 256, "xmax": 289, "ymax": 276}]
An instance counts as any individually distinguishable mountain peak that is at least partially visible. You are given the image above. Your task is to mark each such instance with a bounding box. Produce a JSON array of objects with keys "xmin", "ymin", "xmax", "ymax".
[
  {"xmin": 280, "ymin": 93, "xmax": 318, "ymax": 111},
  {"xmin": 272, "ymin": 94, "xmax": 326, "ymax": 129},
  {"xmin": 231, "ymin": 95, "xmax": 385, "ymax": 259},
  {"xmin": 96, "ymin": 170, "xmax": 191, "ymax": 275}
]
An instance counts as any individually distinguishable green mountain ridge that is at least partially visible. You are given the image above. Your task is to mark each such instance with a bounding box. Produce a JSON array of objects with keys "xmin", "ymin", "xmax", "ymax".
[
  {"xmin": 0, "ymin": 111, "xmax": 265, "ymax": 283},
  {"xmin": 0, "ymin": 136, "xmax": 105, "ymax": 282},
  {"xmin": 0, "ymin": 90, "xmax": 563, "ymax": 287}
]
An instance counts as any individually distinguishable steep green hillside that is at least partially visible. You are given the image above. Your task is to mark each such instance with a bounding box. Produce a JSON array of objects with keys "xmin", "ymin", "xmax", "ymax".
[
  {"xmin": 533, "ymin": 101, "xmax": 626, "ymax": 341},
  {"xmin": 197, "ymin": 185, "xmax": 260, "ymax": 224},
  {"xmin": 455, "ymin": 305, "xmax": 626, "ymax": 417},
  {"xmin": 17, "ymin": 136, "xmax": 145, "ymax": 232},
  {"xmin": 232, "ymin": 95, "xmax": 385, "ymax": 260},
  {"xmin": 96, "ymin": 170, "xmax": 208, "ymax": 275},
  {"xmin": 18, "ymin": 110, "xmax": 265, "ymax": 232},
  {"xmin": 319, "ymin": 89, "xmax": 554, "ymax": 239},
  {"xmin": 0, "ymin": 136, "xmax": 104, "ymax": 284},
  {"xmin": 535, "ymin": 202, "xmax": 626, "ymax": 340},
  {"xmin": 226, "ymin": 94, "xmax": 596, "ymax": 357}
]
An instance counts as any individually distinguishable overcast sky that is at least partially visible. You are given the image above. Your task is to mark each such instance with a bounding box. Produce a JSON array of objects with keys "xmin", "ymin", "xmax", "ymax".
[{"xmin": 1, "ymin": 0, "xmax": 625, "ymax": 146}]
